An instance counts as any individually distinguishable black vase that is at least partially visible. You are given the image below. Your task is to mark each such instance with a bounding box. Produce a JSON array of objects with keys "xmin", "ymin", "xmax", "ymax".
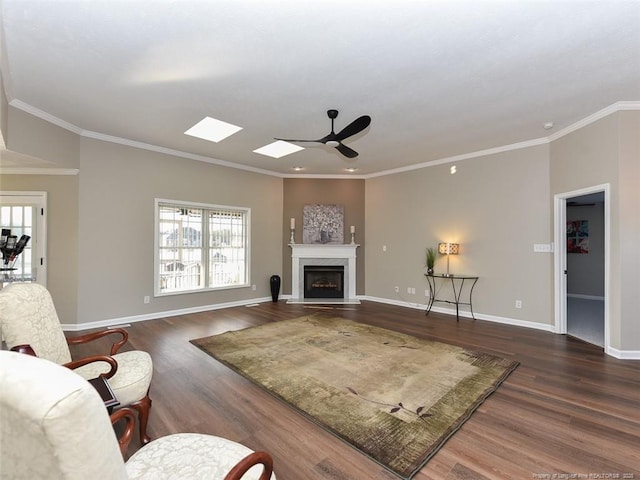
[{"xmin": 269, "ymin": 275, "xmax": 281, "ymax": 302}]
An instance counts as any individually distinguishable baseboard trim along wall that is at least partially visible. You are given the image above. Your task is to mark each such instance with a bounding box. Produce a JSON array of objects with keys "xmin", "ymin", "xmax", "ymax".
[
  {"xmin": 360, "ymin": 296, "xmax": 556, "ymax": 333},
  {"xmin": 61, "ymin": 295, "xmax": 638, "ymax": 360},
  {"xmin": 606, "ymin": 347, "xmax": 640, "ymax": 360},
  {"xmin": 60, "ymin": 296, "xmax": 273, "ymax": 331}
]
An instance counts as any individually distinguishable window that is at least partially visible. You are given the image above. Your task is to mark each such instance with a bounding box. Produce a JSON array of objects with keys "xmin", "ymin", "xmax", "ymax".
[{"xmin": 155, "ymin": 199, "xmax": 250, "ymax": 295}]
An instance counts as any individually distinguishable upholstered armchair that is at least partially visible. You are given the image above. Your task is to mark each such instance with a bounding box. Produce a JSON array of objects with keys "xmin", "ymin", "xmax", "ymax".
[
  {"xmin": 0, "ymin": 351, "xmax": 275, "ymax": 480},
  {"xmin": 0, "ymin": 282, "xmax": 153, "ymax": 444}
]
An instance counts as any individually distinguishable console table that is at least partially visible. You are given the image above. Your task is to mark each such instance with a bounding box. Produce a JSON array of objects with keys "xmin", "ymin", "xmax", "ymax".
[{"xmin": 424, "ymin": 274, "xmax": 479, "ymax": 321}]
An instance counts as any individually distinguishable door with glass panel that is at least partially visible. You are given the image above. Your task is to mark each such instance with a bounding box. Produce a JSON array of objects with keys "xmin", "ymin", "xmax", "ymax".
[{"xmin": 0, "ymin": 192, "xmax": 46, "ymax": 286}]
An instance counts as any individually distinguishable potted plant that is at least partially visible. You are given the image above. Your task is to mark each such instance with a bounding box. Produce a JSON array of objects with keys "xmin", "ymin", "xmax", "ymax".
[{"xmin": 425, "ymin": 247, "xmax": 436, "ymax": 275}]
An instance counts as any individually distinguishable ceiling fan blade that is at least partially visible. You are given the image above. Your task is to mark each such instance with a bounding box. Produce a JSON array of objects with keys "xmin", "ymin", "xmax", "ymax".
[
  {"xmin": 335, "ymin": 115, "xmax": 371, "ymax": 142},
  {"xmin": 274, "ymin": 137, "xmax": 323, "ymax": 143},
  {"xmin": 335, "ymin": 143, "xmax": 359, "ymax": 158}
]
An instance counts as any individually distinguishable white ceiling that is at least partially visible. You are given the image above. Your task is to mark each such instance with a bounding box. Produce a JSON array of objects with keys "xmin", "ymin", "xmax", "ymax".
[{"xmin": 1, "ymin": 1, "xmax": 639, "ymax": 177}]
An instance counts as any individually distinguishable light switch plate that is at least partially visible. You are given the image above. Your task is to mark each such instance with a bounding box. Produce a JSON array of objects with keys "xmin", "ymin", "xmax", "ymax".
[{"xmin": 533, "ymin": 243, "xmax": 553, "ymax": 253}]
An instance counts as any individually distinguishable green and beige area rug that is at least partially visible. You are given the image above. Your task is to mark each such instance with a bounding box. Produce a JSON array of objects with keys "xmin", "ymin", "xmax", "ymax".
[{"xmin": 191, "ymin": 316, "xmax": 518, "ymax": 479}]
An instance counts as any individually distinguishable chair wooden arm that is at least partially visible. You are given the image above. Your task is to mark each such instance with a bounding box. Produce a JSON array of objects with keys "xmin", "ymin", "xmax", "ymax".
[
  {"xmin": 224, "ymin": 451, "xmax": 274, "ymax": 480},
  {"xmin": 66, "ymin": 328, "xmax": 129, "ymax": 355},
  {"xmin": 10, "ymin": 344, "xmax": 37, "ymax": 356},
  {"xmin": 110, "ymin": 407, "xmax": 137, "ymax": 458},
  {"xmin": 64, "ymin": 355, "xmax": 119, "ymax": 379}
]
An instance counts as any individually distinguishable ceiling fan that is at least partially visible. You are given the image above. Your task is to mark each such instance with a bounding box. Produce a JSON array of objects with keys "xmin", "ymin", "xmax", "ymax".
[{"xmin": 275, "ymin": 109, "xmax": 371, "ymax": 158}]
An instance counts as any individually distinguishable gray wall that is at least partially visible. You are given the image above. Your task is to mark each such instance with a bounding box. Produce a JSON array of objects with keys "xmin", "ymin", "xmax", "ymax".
[
  {"xmin": 0, "ymin": 72, "xmax": 7, "ymax": 141},
  {"xmin": 365, "ymin": 144, "xmax": 553, "ymax": 326},
  {"xmin": 2, "ymin": 108, "xmax": 283, "ymax": 325},
  {"xmin": 2, "ymin": 104, "xmax": 638, "ymax": 354},
  {"xmin": 73, "ymin": 138, "xmax": 283, "ymax": 324},
  {"xmin": 282, "ymin": 178, "xmax": 365, "ymax": 295},
  {"xmin": 550, "ymin": 110, "xmax": 640, "ymax": 352},
  {"xmin": 6, "ymin": 108, "xmax": 80, "ymax": 168},
  {"xmin": 0, "ymin": 174, "xmax": 79, "ymax": 323}
]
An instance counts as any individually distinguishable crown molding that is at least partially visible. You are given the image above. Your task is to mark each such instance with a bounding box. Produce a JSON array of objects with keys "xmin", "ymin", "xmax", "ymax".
[
  {"xmin": 8, "ymin": 99, "xmax": 639, "ymax": 179},
  {"xmin": 547, "ymin": 101, "xmax": 640, "ymax": 142},
  {"xmin": 10, "ymin": 99, "xmax": 84, "ymax": 135},
  {"xmin": 364, "ymin": 137, "xmax": 550, "ymax": 179},
  {"xmin": 281, "ymin": 173, "xmax": 367, "ymax": 179},
  {"xmin": 80, "ymin": 130, "xmax": 282, "ymax": 178}
]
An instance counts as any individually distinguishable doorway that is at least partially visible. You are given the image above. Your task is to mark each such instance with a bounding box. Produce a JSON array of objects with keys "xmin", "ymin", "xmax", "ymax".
[
  {"xmin": 554, "ymin": 185, "xmax": 608, "ymax": 350},
  {"xmin": 0, "ymin": 191, "xmax": 47, "ymax": 286}
]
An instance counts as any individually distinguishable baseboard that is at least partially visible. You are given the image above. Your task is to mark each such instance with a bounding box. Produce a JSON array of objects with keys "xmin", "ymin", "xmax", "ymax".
[
  {"xmin": 63, "ymin": 295, "xmax": 639, "ymax": 359},
  {"xmin": 606, "ymin": 347, "xmax": 640, "ymax": 360},
  {"xmin": 61, "ymin": 296, "xmax": 273, "ymax": 331},
  {"xmin": 360, "ymin": 296, "xmax": 555, "ymax": 333}
]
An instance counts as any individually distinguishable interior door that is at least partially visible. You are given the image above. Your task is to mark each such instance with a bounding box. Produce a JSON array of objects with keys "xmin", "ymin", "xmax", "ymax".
[{"xmin": 554, "ymin": 185, "xmax": 609, "ymax": 351}]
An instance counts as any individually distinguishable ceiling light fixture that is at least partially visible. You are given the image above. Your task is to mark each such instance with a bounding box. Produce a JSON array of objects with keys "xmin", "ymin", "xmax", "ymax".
[
  {"xmin": 543, "ymin": 122, "xmax": 554, "ymax": 130},
  {"xmin": 450, "ymin": 165, "xmax": 457, "ymax": 174},
  {"xmin": 345, "ymin": 168, "xmax": 358, "ymax": 173},
  {"xmin": 184, "ymin": 116, "xmax": 242, "ymax": 143},
  {"xmin": 293, "ymin": 166, "xmax": 304, "ymax": 171},
  {"xmin": 253, "ymin": 140, "xmax": 304, "ymax": 159}
]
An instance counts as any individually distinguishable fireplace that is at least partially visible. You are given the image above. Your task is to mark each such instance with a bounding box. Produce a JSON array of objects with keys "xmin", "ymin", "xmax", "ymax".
[
  {"xmin": 288, "ymin": 243, "xmax": 359, "ymax": 304},
  {"xmin": 304, "ymin": 266, "xmax": 344, "ymax": 298}
]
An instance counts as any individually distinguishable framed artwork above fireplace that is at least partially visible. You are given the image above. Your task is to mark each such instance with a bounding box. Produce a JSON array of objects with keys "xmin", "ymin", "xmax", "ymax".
[{"xmin": 303, "ymin": 204, "xmax": 344, "ymax": 244}]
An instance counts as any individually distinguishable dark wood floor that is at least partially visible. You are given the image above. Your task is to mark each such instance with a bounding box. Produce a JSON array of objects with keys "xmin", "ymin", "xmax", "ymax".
[{"xmin": 69, "ymin": 301, "xmax": 640, "ymax": 480}]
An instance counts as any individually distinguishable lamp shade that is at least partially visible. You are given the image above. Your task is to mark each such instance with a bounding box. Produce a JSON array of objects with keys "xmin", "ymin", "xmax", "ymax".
[{"xmin": 438, "ymin": 242, "xmax": 459, "ymax": 255}]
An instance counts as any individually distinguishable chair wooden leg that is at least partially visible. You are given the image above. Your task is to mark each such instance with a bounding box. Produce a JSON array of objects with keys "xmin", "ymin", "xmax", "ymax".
[{"xmin": 129, "ymin": 391, "xmax": 152, "ymax": 445}]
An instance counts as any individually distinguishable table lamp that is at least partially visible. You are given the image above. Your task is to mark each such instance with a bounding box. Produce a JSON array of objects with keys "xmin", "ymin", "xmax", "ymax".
[{"xmin": 438, "ymin": 242, "xmax": 459, "ymax": 277}]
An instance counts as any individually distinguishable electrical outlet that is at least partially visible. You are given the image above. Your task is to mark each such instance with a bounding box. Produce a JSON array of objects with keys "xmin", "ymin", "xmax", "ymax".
[
  {"xmin": 143, "ymin": 296, "xmax": 150, "ymax": 304},
  {"xmin": 252, "ymin": 284, "xmax": 256, "ymax": 291},
  {"xmin": 425, "ymin": 289, "xmax": 430, "ymax": 297},
  {"xmin": 515, "ymin": 300, "xmax": 522, "ymax": 309},
  {"xmin": 383, "ymin": 245, "xmax": 387, "ymax": 252},
  {"xmin": 394, "ymin": 286, "xmax": 399, "ymax": 293}
]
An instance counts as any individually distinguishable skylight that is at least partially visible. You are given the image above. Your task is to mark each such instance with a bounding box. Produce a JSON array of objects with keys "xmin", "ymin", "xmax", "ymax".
[
  {"xmin": 184, "ymin": 117, "xmax": 242, "ymax": 143},
  {"xmin": 253, "ymin": 141, "xmax": 304, "ymax": 159}
]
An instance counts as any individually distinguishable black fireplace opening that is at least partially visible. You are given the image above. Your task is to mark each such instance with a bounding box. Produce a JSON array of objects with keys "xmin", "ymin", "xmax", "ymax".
[{"xmin": 304, "ymin": 265, "xmax": 345, "ymax": 299}]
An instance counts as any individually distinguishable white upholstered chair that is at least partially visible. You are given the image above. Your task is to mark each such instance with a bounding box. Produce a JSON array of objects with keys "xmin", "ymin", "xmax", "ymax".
[
  {"xmin": 0, "ymin": 282, "xmax": 153, "ymax": 443},
  {"xmin": 0, "ymin": 351, "xmax": 275, "ymax": 480}
]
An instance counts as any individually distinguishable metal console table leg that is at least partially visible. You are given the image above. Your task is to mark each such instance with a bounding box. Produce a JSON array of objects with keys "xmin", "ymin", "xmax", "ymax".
[{"xmin": 425, "ymin": 274, "xmax": 479, "ymax": 321}]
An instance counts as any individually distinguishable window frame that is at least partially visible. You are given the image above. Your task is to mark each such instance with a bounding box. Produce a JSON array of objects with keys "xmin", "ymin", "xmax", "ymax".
[{"xmin": 154, "ymin": 198, "xmax": 250, "ymax": 297}]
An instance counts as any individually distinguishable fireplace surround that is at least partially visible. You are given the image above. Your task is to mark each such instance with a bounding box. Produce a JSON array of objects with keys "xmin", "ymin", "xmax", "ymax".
[{"xmin": 288, "ymin": 244, "xmax": 359, "ymax": 304}]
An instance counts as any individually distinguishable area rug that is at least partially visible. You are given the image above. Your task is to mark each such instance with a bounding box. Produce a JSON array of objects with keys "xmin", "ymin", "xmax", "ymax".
[{"xmin": 191, "ymin": 316, "xmax": 518, "ymax": 479}]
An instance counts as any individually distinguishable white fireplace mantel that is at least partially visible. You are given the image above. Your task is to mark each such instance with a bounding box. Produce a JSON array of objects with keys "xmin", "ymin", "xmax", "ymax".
[{"xmin": 288, "ymin": 243, "xmax": 360, "ymax": 304}]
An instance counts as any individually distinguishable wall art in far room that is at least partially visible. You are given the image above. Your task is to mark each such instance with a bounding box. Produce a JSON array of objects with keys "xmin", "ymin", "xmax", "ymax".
[{"xmin": 567, "ymin": 220, "xmax": 589, "ymax": 254}]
